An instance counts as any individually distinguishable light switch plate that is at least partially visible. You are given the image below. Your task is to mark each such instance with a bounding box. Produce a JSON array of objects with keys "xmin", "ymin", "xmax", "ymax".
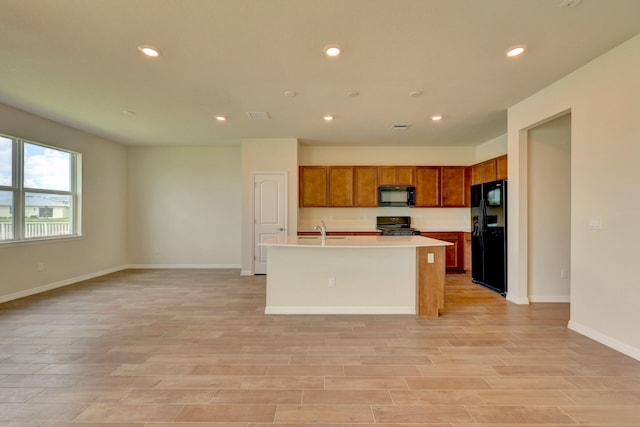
[
  {"xmin": 427, "ymin": 253, "xmax": 435, "ymax": 263},
  {"xmin": 588, "ymin": 216, "xmax": 603, "ymax": 230}
]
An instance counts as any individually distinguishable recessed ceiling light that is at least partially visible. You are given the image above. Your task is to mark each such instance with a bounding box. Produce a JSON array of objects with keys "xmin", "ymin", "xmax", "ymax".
[
  {"xmin": 347, "ymin": 90, "xmax": 360, "ymax": 97},
  {"xmin": 431, "ymin": 115, "xmax": 443, "ymax": 122},
  {"xmin": 215, "ymin": 116, "xmax": 227, "ymax": 122},
  {"xmin": 284, "ymin": 90, "xmax": 297, "ymax": 97},
  {"xmin": 323, "ymin": 115, "xmax": 334, "ymax": 121},
  {"xmin": 323, "ymin": 44, "xmax": 342, "ymax": 57},
  {"xmin": 138, "ymin": 45, "xmax": 161, "ymax": 57},
  {"xmin": 505, "ymin": 45, "xmax": 526, "ymax": 57},
  {"xmin": 409, "ymin": 91, "xmax": 423, "ymax": 97}
]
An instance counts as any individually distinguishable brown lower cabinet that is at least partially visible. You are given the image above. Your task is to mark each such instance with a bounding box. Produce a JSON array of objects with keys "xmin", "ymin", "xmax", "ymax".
[
  {"xmin": 421, "ymin": 232, "xmax": 466, "ymax": 272},
  {"xmin": 464, "ymin": 232, "xmax": 472, "ymax": 272}
]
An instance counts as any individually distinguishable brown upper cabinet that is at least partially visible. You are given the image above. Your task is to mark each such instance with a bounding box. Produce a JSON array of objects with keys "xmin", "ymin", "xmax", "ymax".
[
  {"xmin": 378, "ymin": 166, "xmax": 415, "ymax": 185},
  {"xmin": 300, "ymin": 164, "xmax": 473, "ymax": 208},
  {"xmin": 354, "ymin": 166, "xmax": 378, "ymax": 207},
  {"xmin": 471, "ymin": 155, "xmax": 508, "ymax": 185},
  {"xmin": 415, "ymin": 167, "xmax": 441, "ymax": 207},
  {"xmin": 416, "ymin": 166, "xmax": 471, "ymax": 207},
  {"xmin": 300, "ymin": 166, "xmax": 377, "ymax": 208},
  {"xmin": 328, "ymin": 167, "xmax": 354, "ymax": 207},
  {"xmin": 496, "ymin": 155, "xmax": 508, "ymax": 180},
  {"xmin": 299, "ymin": 166, "xmax": 328, "ymax": 207},
  {"xmin": 441, "ymin": 166, "xmax": 471, "ymax": 207},
  {"xmin": 471, "ymin": 163, "xmax": 483, "ymax": 185},
  {"xmin": 483, "ymin": 159, "xmax": 497, "ymax": 183}
]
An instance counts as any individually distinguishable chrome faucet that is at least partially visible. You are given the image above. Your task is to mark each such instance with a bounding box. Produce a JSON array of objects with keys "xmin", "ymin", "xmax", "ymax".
[{"xmin": 314, "ymin": 220, "xmax": 327, "ymax": 240}]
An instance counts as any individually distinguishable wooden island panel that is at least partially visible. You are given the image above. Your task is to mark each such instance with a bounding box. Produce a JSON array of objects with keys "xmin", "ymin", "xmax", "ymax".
[{"xmin": 416, "ymin": 245, "xmax": 446, "ymax": 317}]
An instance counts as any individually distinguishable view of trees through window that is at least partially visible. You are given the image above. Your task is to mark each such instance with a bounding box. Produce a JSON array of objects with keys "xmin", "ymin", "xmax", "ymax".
[{"xmin": 0, "ymin": 134, "xmax": 80, "ymax": 241}]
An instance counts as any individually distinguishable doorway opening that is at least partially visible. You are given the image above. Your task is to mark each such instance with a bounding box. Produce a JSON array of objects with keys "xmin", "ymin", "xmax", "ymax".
[{"xmin": 526, "ymin": 113, "xmax": 571, "ymax": 302}]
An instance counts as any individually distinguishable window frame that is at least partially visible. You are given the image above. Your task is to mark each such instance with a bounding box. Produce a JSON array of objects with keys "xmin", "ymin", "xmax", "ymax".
[{"xmin": 0, "ymin": 133, "xmax": 81, "ymax": 244}]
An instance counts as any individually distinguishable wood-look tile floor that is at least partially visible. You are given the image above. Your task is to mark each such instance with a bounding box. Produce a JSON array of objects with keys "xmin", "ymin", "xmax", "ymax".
[{"xmin": 1, "ymin": 269, "xmax": 639, "ymax": 426}]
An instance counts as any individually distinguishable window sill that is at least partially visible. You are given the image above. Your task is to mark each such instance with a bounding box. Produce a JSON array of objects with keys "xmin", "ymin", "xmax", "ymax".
[{"xmin": 0, "ymin": 235, "xmax": 83, "ymax": 248}]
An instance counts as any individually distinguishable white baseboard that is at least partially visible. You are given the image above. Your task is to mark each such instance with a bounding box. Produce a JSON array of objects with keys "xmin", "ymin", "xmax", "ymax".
[
  {"xmin": 568, "ymin": 320, "xmax": 640, "ymax": 362},
  {"xmin": 0, "ymin": 264, "xmax": 245, "ymax": 304},
  {"xmin": 0, "ymin": 265, "xmax": 128, "ymax": 304},
  {"xmin": 127, "ymin": 264, "xmax": 241, "ymax": 269},
  {"xmin": 240, "ymin": 270, "xmax": 253, "ymax": 276},
  {"xmin": 506, "ymin": 293, "xmax": 530, "ymax": 304},
  {"xmin": 528, "ymin": 295, "xmax": 571, "ymax": 303},
  {"xmin": 265, "ymin": 306, "xmax": 416, "ymax": 315}
]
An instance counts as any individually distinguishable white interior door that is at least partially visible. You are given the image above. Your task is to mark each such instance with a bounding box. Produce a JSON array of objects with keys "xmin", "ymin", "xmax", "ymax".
[{"xmin": 253, "ymin": 173, "xmax": 287, "ymax": 274}]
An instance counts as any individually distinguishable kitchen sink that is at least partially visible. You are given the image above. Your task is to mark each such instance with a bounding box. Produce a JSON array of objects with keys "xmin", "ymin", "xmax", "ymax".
[{"xmin": 298, "ymin": 236, "xmax": 348, "ymax": 240}]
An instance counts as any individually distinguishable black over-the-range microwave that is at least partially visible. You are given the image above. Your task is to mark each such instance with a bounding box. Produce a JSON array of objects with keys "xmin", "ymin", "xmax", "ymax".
[{"xmin": 378, "ymin": 185, "xmax": 416, "ymax": 207}]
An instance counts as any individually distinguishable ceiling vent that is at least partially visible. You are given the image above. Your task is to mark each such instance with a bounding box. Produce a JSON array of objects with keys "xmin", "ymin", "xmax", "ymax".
[
  {"xmin": 559, "ymin": 0, "xmax": 582, "ymax": 7},
  {"xmin": 246, "ymin": 111, "xmax": 270, "ymax": 120},
  {"xmin": 390, "ymin": 124, "xmax": 411, "ymax": 131}
]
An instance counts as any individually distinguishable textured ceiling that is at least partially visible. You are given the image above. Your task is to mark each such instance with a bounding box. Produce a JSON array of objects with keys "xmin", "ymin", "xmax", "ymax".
[{"xmin": 1, "ymin": 0, "xmax": 640, "ymax": 147}]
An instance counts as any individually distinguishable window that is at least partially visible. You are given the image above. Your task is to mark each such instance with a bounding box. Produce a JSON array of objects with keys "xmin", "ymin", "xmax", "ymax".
[{"xmin": 0, "ymin": 133, "xmax": 81, "ymax": 242}]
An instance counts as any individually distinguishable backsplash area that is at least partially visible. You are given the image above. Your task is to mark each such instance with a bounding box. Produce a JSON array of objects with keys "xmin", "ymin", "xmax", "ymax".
[{"xmin": 298, "ymin": 207, "xmax": 470, "ymax": 233}]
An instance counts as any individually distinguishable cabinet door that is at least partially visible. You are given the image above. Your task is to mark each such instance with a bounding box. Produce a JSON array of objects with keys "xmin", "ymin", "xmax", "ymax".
[
  {"xmin": 496, "ymin": 155, "xmax": 508, "ymax": 180},
  {"xmin": 464, "ymin": 232, "xmax": 472, "ymax": 272},
  {"xmin": 471, "ymin": 163, "xmax": 484, "ymax": 185},
  {"xmin": 422, "ymin": 232, "xmax": 463, "ymax": 271},
  {"xmin": 354, "ymin": 166, "xmax": 378, "ymax": 207},
  {"xmin": 472, "ymin": 156, "xmax": 506, "ymax": 184},
  {"xmin": 377, "ymin": 167, "xmax": 396, "ymax": 185},
  {"xmin": 328, "ymin": 166, "xmax": 354, "ymax": 206},
  {"xmin": 483, "ymin": 159, "xmax": 497, "ymax": 183},
  {"xmin": 441, "ymin": 166, "xmax": 471, "ymax": 207},
  {"xmin": 377, "ymin": 166, "xmax": 415, "ymax": 185},
  {"xmin": 299, "ymin": 166, "xmax": 328, "ymax": 207},
  {"xmin": 396, "ymin": 166, "xmax": 415, "ymax": 185},
  {"xmin": 415, "ymin": 167, "xmax": 441, "ymax": 207}
]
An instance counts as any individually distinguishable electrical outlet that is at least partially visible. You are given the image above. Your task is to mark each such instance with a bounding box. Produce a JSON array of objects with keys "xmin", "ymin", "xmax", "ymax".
[
  {"xmin": 328, "ymin": 277, "xmax": 336, "ymax": 288},
  {"xmin": 37, "ymin": 262, "xmax": 44, "ymax": 271},
  {"xmin": 427, "ymin": 253, "xmax": 435, "ymax": 264},
  {"xmin": 560, "ymin": 268, "xmax": 568, "ymax": 279}
]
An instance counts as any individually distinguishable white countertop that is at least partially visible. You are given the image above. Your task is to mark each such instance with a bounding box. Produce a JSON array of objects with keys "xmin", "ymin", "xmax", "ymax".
[{"xmin": 260, "ymin": 235, "xmax": 452, "ymax": 248}]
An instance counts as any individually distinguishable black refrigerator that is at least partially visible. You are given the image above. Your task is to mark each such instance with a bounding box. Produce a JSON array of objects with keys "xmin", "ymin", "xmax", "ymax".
[{"xmin": 471, "ymin": 180, "xmax": 507, "ymax": 296}]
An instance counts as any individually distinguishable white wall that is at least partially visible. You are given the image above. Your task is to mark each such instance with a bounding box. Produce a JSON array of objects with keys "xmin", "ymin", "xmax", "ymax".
[
  {"xmin": 527, "ymin": 114, "xmax": 571, "ymax": 302},
  {"xmin": 241, "ymin": 138, "xmax": 299, "ymax": 275},
  {"xmin": 299, "ymin": 145, "xmax": 476, "ymax": 166},
  {"xmin": 0, "ymin": 104, "xmax": 128, "ymax": 301},
  {"xmin": 127, "ymin": 146, "xmax": 241, "ymax": 267},
  {"xmin": 508, "ymin": 34, "xmax": 640, "ymax": 359},
  {"xmin": 475, "ymin": 133, "xmax": 507, "ymax": 163}
]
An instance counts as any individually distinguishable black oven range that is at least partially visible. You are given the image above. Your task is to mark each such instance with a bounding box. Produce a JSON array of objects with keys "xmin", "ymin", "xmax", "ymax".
[{"xmin": 376, "ymin": 216, "xmax": 421, "ymax": 236}]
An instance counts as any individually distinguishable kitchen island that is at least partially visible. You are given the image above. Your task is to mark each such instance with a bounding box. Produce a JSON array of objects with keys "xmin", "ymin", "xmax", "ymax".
[{"xmin": 260, "ymin": 235, "xmax": 451, "ymax": 317}]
